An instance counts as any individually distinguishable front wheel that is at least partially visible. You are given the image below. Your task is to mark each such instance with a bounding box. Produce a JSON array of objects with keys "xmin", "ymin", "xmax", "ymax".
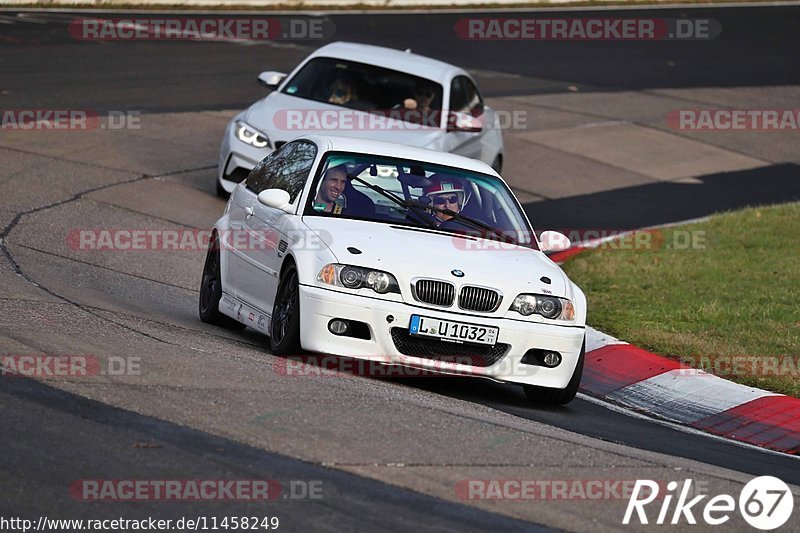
[
  {"xmin": 216, "ymin": 179, "xmax": 230, "ymax": 198},
  {"xmin": 491, "ymin": 155, "xmax": 503, "ymax": 174},
  {"xmin": 523, "ymin": 339, "xmax": 585, "ymax": 405},
  {"xmin": 199, "ymin": 233, "xmax": 245, "ymax": 330},
  {"xmin": 270, "ymin": 265, "xmax": 301, "ymax": 355}
]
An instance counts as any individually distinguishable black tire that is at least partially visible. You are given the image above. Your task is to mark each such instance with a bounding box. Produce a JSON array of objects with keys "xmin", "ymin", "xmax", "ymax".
[
  {"xmin": 216, "ymin": 179, "xmax": 230, "ymax": 198},
  {"xmin": 270, "ymin": 264, "xmax": 301, "ymax": 355},
  {"xmin": 199, "ymin": 233, "xmax": 246, "ymax": 330},
  {"xmin": 491, "ymin": 155, "xmax": 503, "ymax": 174},
  {"xmin": 523, "ymin": 339, "xmax": 585, "ymax": 405}
]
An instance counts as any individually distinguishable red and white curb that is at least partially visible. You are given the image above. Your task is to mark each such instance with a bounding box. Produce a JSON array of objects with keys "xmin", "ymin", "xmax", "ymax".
[{"xmin": 582, "ymin": 326, "xmax": 800, "ymax": 455}]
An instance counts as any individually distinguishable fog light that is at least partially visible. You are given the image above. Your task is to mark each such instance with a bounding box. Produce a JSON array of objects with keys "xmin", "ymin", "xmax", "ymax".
[
  {"xmin": 328, "ymin": 319, "xmax": 348, "ymax": 335},
  {"xmin": 542, "ymin": 351, "xmax": 562, "ymax": 367}
]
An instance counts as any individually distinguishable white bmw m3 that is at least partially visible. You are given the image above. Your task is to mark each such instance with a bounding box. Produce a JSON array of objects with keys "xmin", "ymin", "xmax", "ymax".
[
  {"xmin": 200, "ymin": 135, "xmax": 586, "ymax": 405},
  {"xmin": 217, "ymin": 41, "xmax": 504, "ymax": 196}
]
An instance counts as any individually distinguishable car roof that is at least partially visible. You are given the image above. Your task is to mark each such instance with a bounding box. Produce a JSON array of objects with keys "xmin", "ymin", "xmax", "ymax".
[
  {"xmin": 306, "ymin": 42, "xmax": 467, "ymax": 84},
  {"xmin": 302, "ymin": 134, "xmax": 498, "ymax": 176}
]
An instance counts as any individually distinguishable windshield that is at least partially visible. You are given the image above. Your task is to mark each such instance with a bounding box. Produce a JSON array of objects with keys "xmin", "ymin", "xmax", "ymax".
[
  {"xmin": 281, "ymin": 57, "xmax": 444, "ymax": 127},
  {"xmin": 303, "ymin": 152, "xmax": 537, "ymax": 250}
]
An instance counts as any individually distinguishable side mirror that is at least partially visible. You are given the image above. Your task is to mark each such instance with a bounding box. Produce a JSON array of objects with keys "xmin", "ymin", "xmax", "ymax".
[
  {"xmin": 258, "ymin": 189, "xmax": 293, "ymax": 213},
  {"xmin": 258, "ymin": 71, "xmax": 287, "ymax": 90},
  {"xmin": 447, "ymin": 111, "xmax": 483, "ymax": 133},
  {"xmin": 539, "ymin": 231, "xmax": 571, "ymax": 253}
]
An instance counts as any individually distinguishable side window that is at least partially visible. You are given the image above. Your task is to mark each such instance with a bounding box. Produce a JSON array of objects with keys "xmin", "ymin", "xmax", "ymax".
[
  {"xmin": 449, "ymin": 76, "xmax": 484, "ymax": 117},
  {"xmin": 246, "ymin": 148, "xmax": 285, "ymax": 194},
  {"xmin": 245, "ymin": 141, "xmax": 317, "ymax": 202}
]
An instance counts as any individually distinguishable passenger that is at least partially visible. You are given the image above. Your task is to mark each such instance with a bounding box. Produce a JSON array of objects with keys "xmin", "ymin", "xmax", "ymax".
[
  {"xmin": 404, "ymin": 83, "xmax": 436, "ymax": 112},
  {"xmin": 401, "ymin": 82, "xmax": 437, "ymax": 126},
  {"xmin": 313, "ymin": 166, "xmax": 348, "ymax": 214}
]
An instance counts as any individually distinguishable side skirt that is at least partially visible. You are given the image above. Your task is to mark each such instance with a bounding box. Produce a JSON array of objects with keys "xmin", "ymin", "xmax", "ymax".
[{"xmin": 219, "ymin": 292, "xmax": 272, "ymax": 335}]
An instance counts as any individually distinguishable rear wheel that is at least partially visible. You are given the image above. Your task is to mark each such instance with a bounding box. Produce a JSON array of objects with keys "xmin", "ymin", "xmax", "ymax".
[
  {"xmin": 270, "ymin": 265, "xmax": 301, "ymax": 355},
  {"xmin": 199, "ymin": 233, "xmax": 245, "ymax": 330},
  {"xmin": 523, "ymin": 339, "xmax": 585, "ymax": 405}
]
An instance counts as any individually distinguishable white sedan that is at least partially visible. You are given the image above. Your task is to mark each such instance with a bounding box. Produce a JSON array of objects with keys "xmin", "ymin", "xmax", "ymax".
[
  {"xmin": 216, "ymin": 41, "xmax": 504, "ymax": 196},
  {"xmin": 200, "ymin": 136, "xmax": 585, "ymax": 405}
]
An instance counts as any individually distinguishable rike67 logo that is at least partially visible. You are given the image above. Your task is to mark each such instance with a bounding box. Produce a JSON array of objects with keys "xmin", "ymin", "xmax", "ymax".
[{"xmin": 624, "ymin": 476, "xmax": 794, "ymax": 529}]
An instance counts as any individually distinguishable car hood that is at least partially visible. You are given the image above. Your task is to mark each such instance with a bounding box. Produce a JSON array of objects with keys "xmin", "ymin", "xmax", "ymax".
[
  {"xmin": 302, "ymin": 217, "xmax": 568, "ymax": 298},
  {"xmin": 245, "ymin": 92, "xmax": 445, "ymax": 149}
]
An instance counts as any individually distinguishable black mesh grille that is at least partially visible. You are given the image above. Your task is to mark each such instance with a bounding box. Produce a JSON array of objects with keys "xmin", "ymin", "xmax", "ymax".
[
  {"xmin": 413, "ymin": 279, "xmax": 455, "ymax": 307},
  {"xmin": 390, "ymin": 328, "xmax": 509, "ymax": 367},
  {"xmin": 458, "ymin": 286, "xmax": 501, "ymax": 312}
]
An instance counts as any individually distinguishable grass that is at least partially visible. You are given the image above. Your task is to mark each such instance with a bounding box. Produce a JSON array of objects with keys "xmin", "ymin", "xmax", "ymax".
[{"xmin": 562, "ymin": 202, "xmax": 800, "ymax": 397}]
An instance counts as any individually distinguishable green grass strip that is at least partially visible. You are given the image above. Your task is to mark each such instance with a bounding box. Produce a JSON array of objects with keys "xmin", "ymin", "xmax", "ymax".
[{"xmin": 563, "ymin": 202, "xmax": 800, "ymax": 397}]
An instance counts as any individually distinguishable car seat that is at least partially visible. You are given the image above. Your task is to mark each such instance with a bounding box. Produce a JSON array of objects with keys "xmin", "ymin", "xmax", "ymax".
[{"xmin": 343, "ymin": 179, "xmax": 376, "ymax": 218}]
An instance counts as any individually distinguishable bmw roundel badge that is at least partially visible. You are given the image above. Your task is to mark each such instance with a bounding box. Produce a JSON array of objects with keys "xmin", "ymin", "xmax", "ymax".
[{"xmin": 451, "ymin": 269, "xmax": 465, "ymax": 277}]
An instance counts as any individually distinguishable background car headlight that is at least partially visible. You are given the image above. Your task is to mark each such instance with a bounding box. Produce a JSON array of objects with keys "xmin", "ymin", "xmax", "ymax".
[
  {"xmin": 317, "ymin": 264, "xmax": 400, "ymax": 294},
  {"xmin": 510, "ymin": 294, "xmax": 575, "ymax": 321},
  {"xmin": 235, "ymin": 121, "xmax": 270, "ymax": 149}
]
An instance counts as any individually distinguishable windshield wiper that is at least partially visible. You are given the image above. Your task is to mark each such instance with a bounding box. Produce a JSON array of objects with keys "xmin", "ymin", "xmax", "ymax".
[
  {"xmin": 348, "ymin": 175, "xmax": 437, "ymax": 229},
  {"xmin": 405, "ymin": 199, "xmax": 520, "ymax": 246}
]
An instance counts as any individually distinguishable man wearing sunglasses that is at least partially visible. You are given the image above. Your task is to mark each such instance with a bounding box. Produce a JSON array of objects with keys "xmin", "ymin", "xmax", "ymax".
[{"xmin": 422, "ymin": 176, "xmax": 464, "ymax": 227}]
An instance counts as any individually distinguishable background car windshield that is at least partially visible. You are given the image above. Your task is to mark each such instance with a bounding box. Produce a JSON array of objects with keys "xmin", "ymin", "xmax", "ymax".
[
  {"xmin": 304, "ymin": 152, "xmax": 537, "ymax": 249},
  {"xmin": 281, "ymin": 57, "xmax": 444, "ymax": 126}
]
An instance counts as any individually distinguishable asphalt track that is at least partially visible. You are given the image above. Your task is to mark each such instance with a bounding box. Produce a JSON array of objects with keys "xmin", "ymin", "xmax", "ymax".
[{"xmin": 1, "ymin": 5, "xmax": 799, "ymax": 531}]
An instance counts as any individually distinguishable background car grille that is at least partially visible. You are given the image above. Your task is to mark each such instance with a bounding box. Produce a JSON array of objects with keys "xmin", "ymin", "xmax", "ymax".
[
  {"xmin": 413, "ymin": 279, "xmax": 455, "ymax": 307},
  {"xmin": 390, "ymin": 328, "xmax": 509, "ymax": 367},
  {"xmin": 458, "ymin": 286, "xmax": 502, "ymax": 312}
]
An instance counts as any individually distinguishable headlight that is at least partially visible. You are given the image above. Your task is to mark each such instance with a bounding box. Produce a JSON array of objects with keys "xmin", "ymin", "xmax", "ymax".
[
  {"xmin": 235, "ymin": 121, "xmax": 270, "ymax": 149},
  {"xmin": 509, "ymin": 294, "xmax": 575, "ymax": 321},
  {"xmin": 317, "ymin": 264, "xmax": 400, "ymax": 294}
]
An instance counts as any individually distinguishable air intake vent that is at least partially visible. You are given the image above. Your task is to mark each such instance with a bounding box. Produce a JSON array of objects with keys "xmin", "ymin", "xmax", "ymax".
[
  {"xmin": 391, "ymin": 328, "xmax": 509, "ymax": 367},
  {"xmin": 458, "ymin": 286, "xmax": 502, "ymax": 312},
  {"xmin": 413, "ymin": 279, "xmax": 455, "ymax": 307}
]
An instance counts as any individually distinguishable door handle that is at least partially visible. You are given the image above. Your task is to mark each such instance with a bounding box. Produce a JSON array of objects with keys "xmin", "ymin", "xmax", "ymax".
[{"xmin": 244, "ymin": 206, "xmax": 254, "ymax": 218}]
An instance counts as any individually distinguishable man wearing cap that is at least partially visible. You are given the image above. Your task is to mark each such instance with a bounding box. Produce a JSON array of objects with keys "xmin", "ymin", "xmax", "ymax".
[{"xmin": 422, "ymin": 175, "xmax": 464, "ymax": 227}]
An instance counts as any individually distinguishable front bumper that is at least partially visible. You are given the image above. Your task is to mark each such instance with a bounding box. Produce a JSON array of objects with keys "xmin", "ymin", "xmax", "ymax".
[{"xmin": 299, "ymin": 285, "xmax": 585, "ymax": 388}]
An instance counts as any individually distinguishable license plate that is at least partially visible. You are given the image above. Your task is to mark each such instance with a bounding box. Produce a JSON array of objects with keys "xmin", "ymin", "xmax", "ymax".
[{"xmin": 409, "ymin": 315, "xmax": 498, "ymax": 346}]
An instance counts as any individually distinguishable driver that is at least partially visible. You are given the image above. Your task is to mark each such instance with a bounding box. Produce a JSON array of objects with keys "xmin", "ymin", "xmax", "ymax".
[{"xmin": 422, "ymin": 175, "xmax": 464, "ymax": 227}]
